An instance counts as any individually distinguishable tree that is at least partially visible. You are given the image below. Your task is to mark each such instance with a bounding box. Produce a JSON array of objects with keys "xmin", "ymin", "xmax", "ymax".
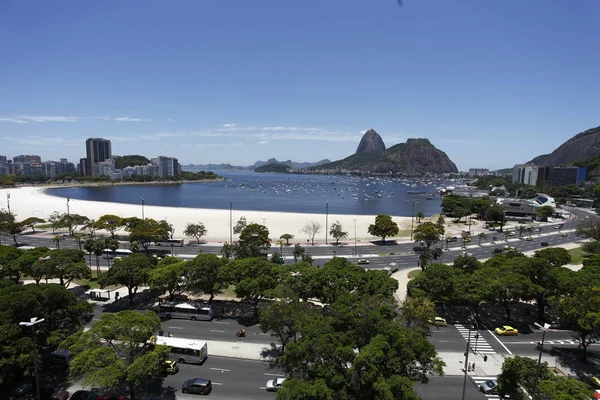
[
  {"xmin": 148, "ymin": 259, "xmax": 187, "ymax": 301},
  {"xmin": 73, "ymin": 233, "xmax": 85, "ymax": 251},
  {"xmin": 98, "ymin": 254, "xmax": 155, "ymax": 307},
  {"xmin": 93, "ymin": 214, "xmax": 123, "ymax": 238},
  {"xmin": 58, "ymin": 213, "xmax": 90, "ymax": 236},
  {"xmin": 0, "ymin": 211, "xmax": 24, "ymax": 245},
  {"xmin": 557, "ymin": 286, "xmax": 600, "ymax": 362},
  {"xmin": 276, "ymin": 379, "xmax": 333, "ymax": 400},
  {"xmin": 186, "ymin": 254, "xmax": 229, "ymax": 303},
  {"xmin": 0, "ymin": 245, "xmax": 24, "ymax": 282},
  {"xmin": 20, "ymin": 217, "xmax": 45, "ymax": 233},
  {"xmin": 478, "ymin": 232, "xmax": 487, "ymax": 246},
  {"xmin": 48, "ymin": 211, "xmax": 62, "ymax": 233},
  {"xmin": 485, "ymin": 267, "xmax": 532, "ymax": 321},
  {"xmin": 498, "ymin": 355, "xmax": 548, "ymax": 399},
  {"xmin": 220, "ymin": 242, "xmax": 234, "ymax": 259},
  {"xmin": 534, "ymin": 247, "xmax": 571, "ymax": 268},
  {"xmin": 238, "ymin": 223, "xmax": 271, "ymax": 257},
  {"xmin": 408, "ymin": 263, "xmax": 455, "ymax": 308},
  {"xmin": 63, "ymin": 310, "xmax": 168, "ymax": 400},
  {"xmin": 576, "ymin": 220, "xmax": 600, "ymax": 240},
  {"xmin": 367, "ymin": 214, "xmax": 399, "ymax": 243},
  {"xmin": 233, "ymin": 216, "xmax": 247, "ymax": 235},
  {"xmin": 484, "ymin": 206, "xmax": 506, "ymax": 231},
  {"xmin": 293, "ymin": 244, "xmax": 305, "ymax": 264},
  {"xmin": 183, "ymin": 222, "xmax": 207, "ymax": 244},
  {"xmin": 126, "ymin": 218, "xmax": 170, "ymax": 253},
  {"xmin": 302, "ymin": 221, "xmax": 321, "ymax": 245},
  {"xmin": 413, "ymin": 222, "xmax": 442, "ymax": 248},
  {"xmin": 399, "ymin": 296, "xmax": 436, "ymax": 335},
  {"xmin": 45, "ymin": 249, "xmax": 90, "ymax": 287},
  {"xmin": 280, "ymin": 233, "xmax": 294, "ymax": 246},
  {"xmin": 416, "ymin": 211, "xmax": 425, "ymax": 223},
  {"xmin": 536, "ymin": 205, "xmax": 555, "ymax": 221},
  {"xmin": 329, "ymin": 221, "xmax": 348, "ymax": 245},
  {"xmin": 259, "ymin": 285, "xmax": 314, "ymax": 351},
  {"xmin": 52, "ymin": 235, "xmax": 62, "ymax": 249},
  {"xmin": 82, "ymin": 218, "xmax": 97, "ymax": 237},
  {"xmin": 221, "ymin": 258, "xmax": 282, "ymax": 315}
]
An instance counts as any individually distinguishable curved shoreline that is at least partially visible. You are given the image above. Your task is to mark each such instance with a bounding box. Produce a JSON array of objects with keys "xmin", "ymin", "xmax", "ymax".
[{"xmin": 1, "ymin": 186, "xmax": 417, "ymax": 243}]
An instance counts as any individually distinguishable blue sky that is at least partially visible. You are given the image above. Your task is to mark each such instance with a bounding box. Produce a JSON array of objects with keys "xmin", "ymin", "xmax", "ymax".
[{"xmin": 1, "ymin": 0, "xmax": 599, "ymax": 171}]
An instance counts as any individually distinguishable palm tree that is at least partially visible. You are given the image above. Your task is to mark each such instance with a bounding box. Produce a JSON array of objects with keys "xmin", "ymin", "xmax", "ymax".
[
  {"xmin": 504, "ymin": 230, "xmax": 510, "ymax": 242},
  {"xmin": 293, "ymin": 244, "xmax": 305, "ymax": 264},
  {"xmin": 220, "ymin": 243, "xmax": 234, "ymax": 259},
  {"xmin": 52, "ymin": 235, "xmax": 62, "ymax": 249},
  {"xmin": 280, "ymin": 233, "xmax": 294, "ymax": 246},
  {"xmin": 416, "ymin": 211, "xmax": 425, "ymax": 223},
  {"xmin": 478, "ymin": 232, "xmax": 487, "ymax": 246},
  {"xmin": 73, "ymin": 234, "xmax": 85, "ymax": 251},
  {"xmin": 276, "ymin": 239, "xmax": 285, "ymax": 255}
]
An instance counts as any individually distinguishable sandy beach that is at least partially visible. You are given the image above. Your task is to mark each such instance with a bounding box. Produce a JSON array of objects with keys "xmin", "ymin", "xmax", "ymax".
[{"xmin": 0, "ymin": 186, "xmax": 418, "ymax": 243}]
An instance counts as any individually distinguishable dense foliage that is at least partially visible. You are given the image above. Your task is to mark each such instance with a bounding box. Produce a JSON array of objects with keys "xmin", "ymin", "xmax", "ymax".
[{"xmin": 113, "ymin": 154, "xmax": 151, "ymax": 169}]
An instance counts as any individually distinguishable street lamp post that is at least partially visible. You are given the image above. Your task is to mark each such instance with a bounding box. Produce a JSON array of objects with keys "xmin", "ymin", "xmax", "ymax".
[
  {"xmin": 410, "ymin": 200, "xmax": 417, "ymax": 241},
  {"xmin": 229, "ymin": 200, "xmax": 233, "ymax": 244},
  {"xmin": 325, "ymin": 202, "xmax": 329, "ymax": 245},
  {"xmin": 66, "ymin": 196, "xmax": 71, "ymax": 216},
  {"xmin": 7, "ymin": 193, "xmax": 11, "ymax": 214},
  {"xmin": 532, "ymin": 323, "xmax": 552, "ymax": 398},
  {"xmin": 19, "ymin": 317, "xmax": 44, "ymax": 400},
  {"xmin": 461, "ymin": 314, "xmax": 474, "ymax": 400},
  {"xmin": 141, "ymin": 198, "xmax": 145, "ymax": 220},
  {"xmin": 353, "ymin": 218, "xmax": 357, "ymax": 256}
]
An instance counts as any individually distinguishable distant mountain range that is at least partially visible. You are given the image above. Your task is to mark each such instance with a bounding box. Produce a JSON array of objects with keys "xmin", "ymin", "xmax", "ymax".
[{"xmin": 182, "ymin": 158, "xmax": 331, "ymax": 172}]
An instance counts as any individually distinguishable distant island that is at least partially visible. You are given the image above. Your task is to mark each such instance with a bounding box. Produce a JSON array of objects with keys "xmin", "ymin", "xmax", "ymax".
[
  {"xmin": 182, "ymin": 158, "xmax": 331, "ymax": 172},
  {"xmin": 254, "ymin": 163, "xmax": 292, "ymax": 173}
]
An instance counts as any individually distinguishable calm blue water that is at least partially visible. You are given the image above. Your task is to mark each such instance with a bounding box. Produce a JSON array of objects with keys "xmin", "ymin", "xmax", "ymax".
[{"xmin": 46, "ymin": 171, "xmax": 445, "ymax": 217}]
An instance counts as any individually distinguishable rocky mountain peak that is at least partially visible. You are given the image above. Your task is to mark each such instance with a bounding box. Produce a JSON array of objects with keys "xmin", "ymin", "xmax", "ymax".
[{"xmin": 356, "ymin": 129, "xmax": 386, "ymax": 154}]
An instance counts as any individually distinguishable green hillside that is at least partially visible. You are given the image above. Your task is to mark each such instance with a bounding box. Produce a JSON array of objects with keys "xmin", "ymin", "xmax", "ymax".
[
  {"xmin": 114, "ymin": 155, "xmax": 151, "ymax": 169},
  {"xmin": 254, "ymin": 163, "xmax": 292, "ymax": 173}
]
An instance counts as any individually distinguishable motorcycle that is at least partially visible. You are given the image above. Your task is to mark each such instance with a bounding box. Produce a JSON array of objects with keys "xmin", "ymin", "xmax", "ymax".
[
  {"xmin": 535, "ymin": 342, "xmax": 542, "ymax": 350},
  {"xmin": 236, "ymin": 329, "xmax": 246, "ymax": 338}
]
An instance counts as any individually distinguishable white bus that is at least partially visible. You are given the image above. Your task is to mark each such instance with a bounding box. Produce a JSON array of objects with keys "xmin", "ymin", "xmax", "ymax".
[
  {"xmin": 152, "ymin": 336, "xmax": 208, "ymax": 364},
  {"xmin": 158, "ymin": 301, "xmax": 214, "ymax": 321},
  {"xmin": 154, "ymin": 239, "xmax": 184, "ymax": 247}
]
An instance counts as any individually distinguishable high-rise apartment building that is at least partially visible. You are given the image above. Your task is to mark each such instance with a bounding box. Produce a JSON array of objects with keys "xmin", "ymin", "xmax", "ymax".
[
  {"xmin": 154, "ymin": 156, "xmax": 180, "ymax": 177},
  {"xmin": 13, "ymin": 155, "xmax": 41, "ymax": 163},
  {"xmin": 85, "ymin": 138, "xmax": 112, "ymax": 176}
]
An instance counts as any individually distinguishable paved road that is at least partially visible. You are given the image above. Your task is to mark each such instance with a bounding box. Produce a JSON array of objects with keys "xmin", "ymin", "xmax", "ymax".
[{"xmin": 415, "ymin": 376, "xmax": 488, "ymax": 400}]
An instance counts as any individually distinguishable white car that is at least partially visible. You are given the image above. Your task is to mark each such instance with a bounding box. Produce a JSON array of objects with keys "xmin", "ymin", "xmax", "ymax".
[
  {"xmin": 459, "ymin": 251, "xmax": 473, "ymax": 257},
  {"xmin": 266, "ymin": 377, "xmax": 287, "ymax": 392}
]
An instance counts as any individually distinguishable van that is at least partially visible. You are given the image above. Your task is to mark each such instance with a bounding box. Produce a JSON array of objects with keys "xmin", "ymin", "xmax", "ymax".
[{"xmin": 50, "ymin": 350, "xmax": 73, "ymax": 366}]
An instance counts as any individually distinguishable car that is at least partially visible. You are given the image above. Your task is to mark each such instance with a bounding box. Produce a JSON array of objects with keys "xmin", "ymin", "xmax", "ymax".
[
  {"xmin": 381, "ymin": 267, "xmax": 393, "ymax": 276},
  {"xmin": 50, "ymin": 390, "xmax": 70, "ymax": 400},
  {"xmin": 488, "ymin": 227, "xmax": 496, "ymax": 231},
  {"xmin": 14, "ymin": 382, "xmax": 33, "ymax": 396},
  {"xmin": 525, "ymin": 236, "xmax": 533, "ymax": 241},
  {"xmin": 388, "ymin": 263, "xmax": 399, "ymax": 273},
  {"xmin": 508, "ymin": 231, "xmax": 516, "ymax": 236},
  {"xmin": 495, "ymin": 326, "xmax": 519, "ymax": 336},
  {"xmin": 478, "ymin": 379, "xmax": 498, "ymax": 394},
  {"xmin": 182, "ymin": 378, "xmax": 212, "ymax": 395},
  {"xmin": 592, "ymin": 375, "xmax": 600, "ymax": 387},
  {"xmin": 357, "ymin": 259, "xmax": 370, "ymax": 265},
  {"xmin": 459, "ymin": 251, "xmax": 473, "ymax": 257},
  {"xmin": 503, "ymin": 246, "xmax": 516, "ymax": 251},
  {"xmin": 554, "ymin": 225, "xmax": 561, "ymax": 229},
  {"xmin": 429, "ymin": 317, "xmax": 448, "ymax": 327},
  {"xmin": 69, "ymin": 391, "xmax": 95, "ymax": 400},
  {"xmin": 534, "ymin": 228, "xmax": 541, "ymax": 232},
  {"xmin": 266, "ymin": 377, "xmax": 287, "ymax": 392},
  {"xmin": 541, "ymin": 242, "xmax": 549, "ymax": 246},
  {"xmin": 164, "ymin": 360, "xmax": 179, "ymax": 374},
  {"xmin": 560, "ymin": 233, "xmax": 568, "ymax": 237},
  {"xmin": 447, "ymin": 236, "xmax": 458, "ymax": 242}
]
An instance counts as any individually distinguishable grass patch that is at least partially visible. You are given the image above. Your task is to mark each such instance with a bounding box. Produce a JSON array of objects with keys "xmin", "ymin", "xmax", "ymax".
[
  {"xmin": 35, "ymin": 223, "xmax": 54, "ymax": 229},
  {"xmin": 568, "ymin": 247, "xmax": 588, "ymax": 265},
  {"xmin": 221, "ymin": 285, "xmax": 237, "ymax": 298},
  {"xmin": 407, "ymin": 270, "xmax": 421, "ymax": 279}
]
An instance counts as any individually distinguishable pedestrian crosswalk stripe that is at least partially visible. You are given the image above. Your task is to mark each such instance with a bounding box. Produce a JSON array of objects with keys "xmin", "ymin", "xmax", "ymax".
[{"xmin": 455, "ymin": 324, "xmax": 497, "ymax": 355}]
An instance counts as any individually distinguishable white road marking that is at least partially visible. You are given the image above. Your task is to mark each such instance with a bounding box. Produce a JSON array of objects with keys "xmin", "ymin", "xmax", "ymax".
[
  {"xmin": 438, "ymin": 340, "xmax": 457, "ymax": 343},
  {"xmin": 209, "ymin": 329, "xmax": 226, "ymax": 333},
  {"xmin": 167, "ymin": 326, "xmax": 183, "ymax": 329},
  {"xmin": 264, "ymin": 373, "xmax": 286, "ymax": 377},
  {"xmin": 214, "ymin": 321, "xmax": 230, "ymax": 324},
  {"xmin": 488, "ymin": 329, "xmax": 513, "ymax": 355},
  {"xmin": 210, "ymin": 367, "xmax": 230, "ymax": 372},
  {"xmin": 212, "ymin": 382, "xmax": 223, "ymax": 385}
]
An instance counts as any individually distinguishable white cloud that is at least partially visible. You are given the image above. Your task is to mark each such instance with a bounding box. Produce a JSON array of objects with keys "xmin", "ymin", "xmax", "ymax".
[
  {"xmin": 17, "ymin": 115, "xmax": 79, "ymax": 122},
  {"xmin": 258, "ymin": 140, "xmax": 269, "ymax": 145},
  {"xmin": 0, "ymin": 117, "xmax": 28, "ymax": 124},
  {"xmin": 114, "ymin": 117, "xmax": 151, "ymax": 122},
  {"xmin": 222, "ymin": 123, "xmax": 237, "ymax": 128},
  {"xmin": 166, "ymin": 118, "xmax": 175, "ymax": 122},
  {"xmin": 92, "ymin": 116, "xmax": 111, "ymax": 120}
]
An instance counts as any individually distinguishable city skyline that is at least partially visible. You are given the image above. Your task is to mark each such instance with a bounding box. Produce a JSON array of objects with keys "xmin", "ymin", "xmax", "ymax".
[{"xmin": 1, "ymin": 0, "xmax": 599, "ymax": 170}]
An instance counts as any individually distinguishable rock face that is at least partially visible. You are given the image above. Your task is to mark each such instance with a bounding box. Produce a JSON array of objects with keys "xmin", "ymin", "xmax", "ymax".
[
  {"xmin": 315, "ymin": 135, "xmax": 458, "ymax": 174},
  {"xmin": 356, "ymin": 129, "xmax": 386, "ymax": 153},
  {"xmin": 542, "ymin": 126, "xmax": 600, "ymax": 166}
]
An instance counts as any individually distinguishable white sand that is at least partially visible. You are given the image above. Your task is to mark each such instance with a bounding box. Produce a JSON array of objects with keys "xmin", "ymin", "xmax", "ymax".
[{"xmin": 0, "ymin": 186, "xmax": 414, "ymax": 243}]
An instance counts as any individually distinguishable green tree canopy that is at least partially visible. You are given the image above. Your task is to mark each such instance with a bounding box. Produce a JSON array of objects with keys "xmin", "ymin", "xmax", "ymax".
[
  {"xmin": 183, "ymin": 222, "xmax": 207, "ymax": 244},
  {"xmin": 62, "ymin": 310, "xmax": 167, "ymax": 400},
  {"xmin": 186, "ymin": 254, "xmax": 229, "ymax": 302},
  {"xmin": 99, "ymin": 253, "xmax": 155, "ymax": 306},
  {"xmin": 413, "ymin": 222, "xmax": 442, "ymax": 248},
  {"xmin": 93, "ymin": 214, "xmax": 124, "ymax": 238},
  {"xmin": 126, "ymin": 218, "xmax": 170, "ymax": 252},
  {"xmin": 237, "ymin": 223, "xmax": 271, "ymax": 258},
  {"xmin": 329, "ymin": 221, "xmax": 348, "ymax": 245},
  {"xmin": 367, "ymin": 214, "xmax": 399, "ymax": 242}
]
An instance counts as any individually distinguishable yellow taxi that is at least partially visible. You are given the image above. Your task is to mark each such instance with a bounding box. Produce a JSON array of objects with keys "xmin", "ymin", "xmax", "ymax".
[
  {"xmin": 494, "ymin": 326, "xmax": 518, "ymax": 336},
  {"xmin": 164, "ymin": 360, "xmax": 179, "ymax": 374},
  {"xmin": 429, "ymin": 317, "xmax": 448, "ymax": 327}
]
